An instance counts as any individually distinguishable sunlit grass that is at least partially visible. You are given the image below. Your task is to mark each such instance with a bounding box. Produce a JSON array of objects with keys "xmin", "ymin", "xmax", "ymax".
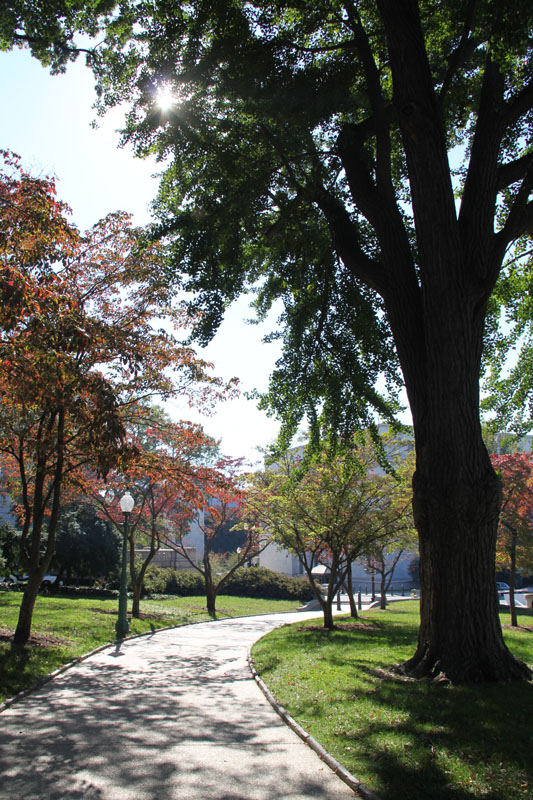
[
  {"xmin": 0, "ymin": 592, "xmax": 299, "ymax": 703},
  {"xmin": 252, "ymin": 601, "xmax": 533, "ymax": 800}
]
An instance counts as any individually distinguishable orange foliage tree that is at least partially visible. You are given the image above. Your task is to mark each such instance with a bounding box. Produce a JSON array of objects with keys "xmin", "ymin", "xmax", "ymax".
[
  {"xmin": 0, "ymin": 152, "xmax": 236, "ymax": 644},
  {"xmin": 79, "ymin": 404, "xmax": 220, "ymax": 617},
  {"xmin": 164, "ymin": 456, "xmax": 269, "ymax": 617},
  {"xmin": 490, "ymin": 453, "xmax": 533, "ymax": 627}
]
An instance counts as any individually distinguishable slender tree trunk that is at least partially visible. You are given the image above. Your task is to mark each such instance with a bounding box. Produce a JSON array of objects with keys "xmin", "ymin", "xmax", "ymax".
[
  {"xmin": 380, "ymin": 569, "xmax": 387, "ymax": 610},
  {"xmin": 345, "ymin": 568, "xmax": 358, "ymax": 619},
  {"xmin": 203, "ymin": 552, "xmax": 217, "ymax": 617},
  {"xmin": 13, "ymin": 574, "xmax": 42, "ymax": 645},
  {"xmin": 131, "ymin": 583, "xmax": 141, "ymax": 618},
  {"xmin": 509, "ymin": 535, "xmax": 517, "ymax": 628},
  {"xmin": 205, "ymin": 577, "xmax": 217, "ymax": 617},
  {"xmin": 321, "ymin": 596, "xmax": 335, "ymax": 630}
]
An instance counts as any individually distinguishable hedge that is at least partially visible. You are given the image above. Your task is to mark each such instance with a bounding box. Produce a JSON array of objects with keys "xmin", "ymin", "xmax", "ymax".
[{"xmin": 142, "ymin": 565, "xmax": 314, "ymax": 602}]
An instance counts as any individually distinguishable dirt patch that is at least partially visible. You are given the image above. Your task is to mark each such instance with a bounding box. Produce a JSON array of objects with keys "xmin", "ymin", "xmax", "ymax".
[
  {"xmin": 0, "ymin": 627, "xmax": 71, "ymax": 647},
  {"xmin": 299, "ymin": 621, "xmax": 379, "ymax": 632},
  {"xmin": 502, "ymin": 623, "xmax": 533, "ymax": 632}
]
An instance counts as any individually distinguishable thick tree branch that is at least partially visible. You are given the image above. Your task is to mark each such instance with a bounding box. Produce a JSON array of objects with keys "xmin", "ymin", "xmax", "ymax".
[
  {"xmin": 459, "ymin": 53, "xmax": 505, "ymax": 279},
  {"xmin": 311, "ymin": 185, "xmax": 385, "ymax": 294},
  {"xmin": 496, "ymin": 166, "xmax": 533, "ymax": 253},
  {"xmin": 377, "ymin": 0, "xmax": 458, "ymax": 272},
  {"xmin": 342, "ymin": 1, "xmax": 392, "ymax": 191},
  {"xmin": 504, "ymin": 77, "xmax": 533, "ymax": 129},
  {"xmin": 437, "ymin": 0, "xmax": 478, "ymax": 103},
  {"xmin": 497, "ymin": 153, "xmax": 533, "ymax": 191}
]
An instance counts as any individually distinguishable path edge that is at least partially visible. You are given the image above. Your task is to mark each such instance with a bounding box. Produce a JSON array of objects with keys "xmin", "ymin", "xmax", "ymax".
[{"xmin": 248, "ymin": 647, "xmax": 382, "ymax": 800}]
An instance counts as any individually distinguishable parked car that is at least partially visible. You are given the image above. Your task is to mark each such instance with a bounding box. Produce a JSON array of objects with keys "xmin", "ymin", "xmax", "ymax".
[
  {"xmin": 496, "ymin": 581, "xmax": 510, "ymax": 591},
  {"xmin": 0, "ymin": 573, "xmax": 22, "ymax": 587},
  {"xmin": 40, "ymin": 574, "xmax": 62, "ymax": 588},
  {"xmin": 19, "ymin": 574, "xmax": 62, "ymax": 588}
]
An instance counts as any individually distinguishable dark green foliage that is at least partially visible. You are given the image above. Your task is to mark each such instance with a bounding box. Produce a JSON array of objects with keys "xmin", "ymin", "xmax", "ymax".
[
  {"xmin": 52, "ymin": 504, "xmax": 120, "ymax": 580},
  {"xmin": 0, "ymin": 522, "xmax": 22, "ymax": 575},
  {"xmin": 0, "ymin": 0, "xmax": 116, "ymax": 72},
  {"xmin": 209, "ymin": 514, "xmax": 247, "ymax": 553},
  {"xmin": 222, "ymin": 567, "xmax": 314, "ymax": 601},
  {"xmin": 140, "ymin": 565, "xmax": 313, "ymax": 601}
]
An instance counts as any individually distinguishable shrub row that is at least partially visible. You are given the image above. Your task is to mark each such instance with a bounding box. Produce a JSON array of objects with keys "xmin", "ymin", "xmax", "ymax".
[{"xmin": 142, "ymin": 565, "xmax": 314, "ymax": 602}]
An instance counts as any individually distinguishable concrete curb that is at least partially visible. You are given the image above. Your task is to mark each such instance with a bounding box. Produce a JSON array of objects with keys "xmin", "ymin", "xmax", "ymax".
[{"xmin": 248, "ymin": 648, "xmax": 382, "ymax": 800}]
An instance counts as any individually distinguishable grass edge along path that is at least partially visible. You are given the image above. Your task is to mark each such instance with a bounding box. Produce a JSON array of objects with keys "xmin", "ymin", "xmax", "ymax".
[
  {"xmin": 0, "ymin": 592, "xmax": 300, "ymax": 705},
  {"xmin": 251, "ymin": 601, "xmax": 533, "ymax": 800}
]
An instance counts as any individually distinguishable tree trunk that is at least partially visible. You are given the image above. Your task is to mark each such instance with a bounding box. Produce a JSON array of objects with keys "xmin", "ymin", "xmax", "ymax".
[
  {"xmin": 13, "ymin": 574, "xmax": 42, "ymax": 645},
  {"xmin": 131, "ymin": 583, "xmax": 141, "ymax": 618},
  {"xmin": 401, "ymin": 379, "xmax": 530, "ymax": 682},
  {"xmin": 203, "ymin": 552, "xmax": 217, "ymax": 617},
  {"xmin": 321, "ymin": 596, "xmax": 335, "ymax": 630},
  {"xmin": 345, "ymin": 568, "xmax": 358, "ymax": 619},
  {"xmin": 205, "ymin": 578, "xmax": 217, "ymax": 617},
  {"xmin": 509, "ymin": 535, "xmax": 517, "ymax": 628},
  {"xmin": 379, "ymin": 570, "xmax": 387, "ymax": 610}
]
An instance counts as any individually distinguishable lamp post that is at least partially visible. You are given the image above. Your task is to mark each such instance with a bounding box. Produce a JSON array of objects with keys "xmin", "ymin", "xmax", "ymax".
[{"xmin": 116, "ymin": 492, "xmax": 134, "ymax": 640}]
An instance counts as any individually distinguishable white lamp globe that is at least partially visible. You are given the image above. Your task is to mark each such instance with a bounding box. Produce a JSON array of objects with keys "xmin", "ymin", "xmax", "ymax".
[{"xmin": 119, "ymin": 492, "xmax": 135, "ymax": 514}]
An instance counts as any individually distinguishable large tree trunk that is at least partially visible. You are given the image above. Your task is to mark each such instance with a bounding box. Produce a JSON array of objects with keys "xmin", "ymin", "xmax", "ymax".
[{"xmin": 398, "ymin": 311, "xmax": 530, "ymax": 682}]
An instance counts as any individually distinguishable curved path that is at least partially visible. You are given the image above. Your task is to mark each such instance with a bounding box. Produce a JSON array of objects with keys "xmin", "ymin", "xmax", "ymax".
[{"xmin": 0, "ymin": 612, "xmax": 357, "ymax": 799}]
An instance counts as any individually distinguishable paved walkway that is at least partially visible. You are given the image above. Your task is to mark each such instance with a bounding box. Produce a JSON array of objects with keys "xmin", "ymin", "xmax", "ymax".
[{"xmin": 0, "ymin": 612, "xmax": 358, "ymax": 800}]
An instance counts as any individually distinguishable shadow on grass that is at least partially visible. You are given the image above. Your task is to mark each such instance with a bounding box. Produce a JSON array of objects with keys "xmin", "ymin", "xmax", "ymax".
[{"xmin": 255, "ymin": 610, "xmax": 533, "ymax": 800}]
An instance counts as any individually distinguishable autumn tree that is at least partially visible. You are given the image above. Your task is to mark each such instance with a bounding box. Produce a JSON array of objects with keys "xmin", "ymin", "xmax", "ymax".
[
  {"xmin": 247, "ymin": 436, "xmax": 412, "ymax": 629},
  {"xmin": 490, "ymin": 453, "xmax": 533, "ymax": 627},
  {"xmin": 0, "ymin": 152, "xmax": 234, "ymax": 644},
  {"xmin": 361, "ymin": 451, "xmax": 416, "ymax": 609},
  {"xmin": 6, "ymin": 1, "xmax": 533, "ymax": 680},
  {"xmin": 166, "ymin": 457, "xmax": 269, "ymax": 617},
  {"xmin": 81, "ymin": 405, "xmax": 219, "ymax": 618}
]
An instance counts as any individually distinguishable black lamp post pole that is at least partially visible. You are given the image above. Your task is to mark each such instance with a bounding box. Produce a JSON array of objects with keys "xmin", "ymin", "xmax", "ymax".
[{"xmin": 115, "ymin": 511, "xmax": 130, "ymax": 640}]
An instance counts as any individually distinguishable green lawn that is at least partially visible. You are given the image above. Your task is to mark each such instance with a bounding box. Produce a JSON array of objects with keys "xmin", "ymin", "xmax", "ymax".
[
  {"xmin": 0, "ymin": 591, "xmax": 300, "ymax": 703},
  {"xmin": 252, "ymin": 601, "xmax": 533, "ymax": 800}
]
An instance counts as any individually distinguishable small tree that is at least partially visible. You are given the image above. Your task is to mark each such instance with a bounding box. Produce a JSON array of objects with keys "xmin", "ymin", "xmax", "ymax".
[
  {"xmin": 167, "ymin": 458, "xmax": 269, "ymax": 617},
  {"xmin": 247, "ymin": 436, "xmax": 410, "ymax": 629},
  {"xmin": 0, "ymin": 153, "xmax": 234, "ymax": 644},
  {"xmin": 80, "ymin": 406, "xmax": 221, "ymax": 617},
  {"xmin": 490, "ymin": 453, "xmax": 533, "ymax": 627}
]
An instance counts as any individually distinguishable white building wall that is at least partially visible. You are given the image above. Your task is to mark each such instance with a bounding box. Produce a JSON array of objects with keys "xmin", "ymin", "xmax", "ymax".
[
  {"xmin": 179, "ymin": 511, "xmax": 205, "ymax": 558},
  {"xmin": 259, "ymin": 541, "xmax": 303, "ymax": 577}
]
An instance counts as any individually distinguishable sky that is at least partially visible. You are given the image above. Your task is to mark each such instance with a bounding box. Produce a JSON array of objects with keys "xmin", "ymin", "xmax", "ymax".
[{"xmin": 0, "ymin": 47, "xmax": 284, "ymax": 465}]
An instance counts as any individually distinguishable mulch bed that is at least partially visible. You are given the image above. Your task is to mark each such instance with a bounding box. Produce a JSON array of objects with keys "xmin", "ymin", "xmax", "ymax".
[
  {"xmin": 502, "ymin": 623, "xmax": 533, "ymax": 632},
  {"xmin": 299, "ymin": 621, "xmax": 379, "ymax": 632},
  {"xmin": 0, "ymin": 627, "xmax": 71, "ymax": 647}
]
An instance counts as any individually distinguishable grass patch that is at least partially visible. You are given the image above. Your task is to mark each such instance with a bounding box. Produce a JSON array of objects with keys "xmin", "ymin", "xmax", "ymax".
[
  {"xmin": 252, "ymin": 601, "xmax": 533, "ymax": 800},
  {"xmin": 0, "ymin": 592, "xmax": 299, "ymax": 703}
]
